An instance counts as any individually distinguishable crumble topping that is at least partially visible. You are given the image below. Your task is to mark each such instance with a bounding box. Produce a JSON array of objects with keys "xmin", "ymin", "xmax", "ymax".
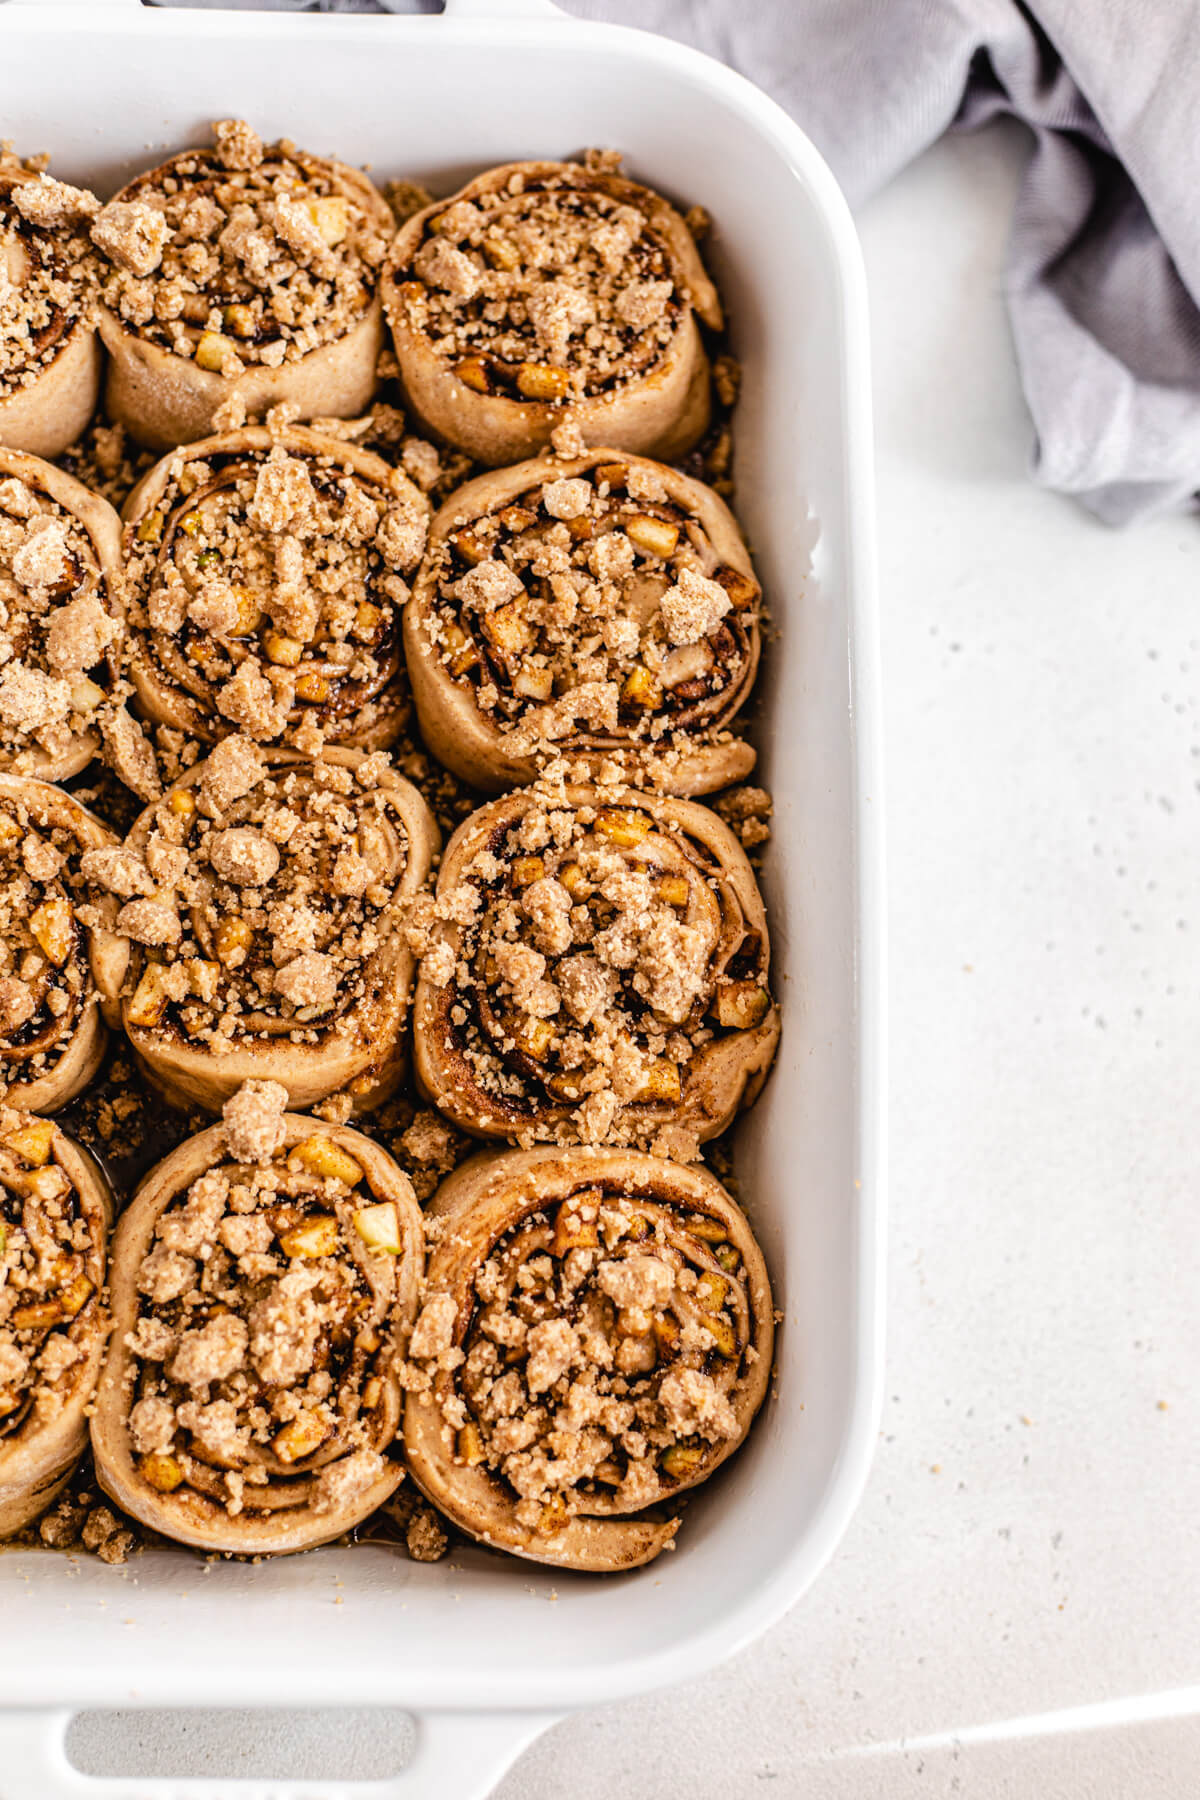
[
  {"xmin": 0, "ymin": 150, "xmax": 99, "ymax": 403},
  {"xmin": 419, "ymin": 456, "xmax": 758, "ymax": 762},
  {"xmin": 37, "ymin": 1480, "xmax": 140, "ymax": 1564},
  {"xmin": 405, "ymin": 1186, "xmax": 754, "ymax": 1532},
  {"xmin": 0, "ymin": 471, "xmax": 119, "ymax": 770},
  {"xmin": 416, "ymin": 783, "xmax": 773, "ymax": 1150},
  {"xmin": 93, "ymin": 122, "xmax": 392, "ymax": 370},
  {"xmin": 120, "ymin": 1091, "xmax": 407, "ymax": 1522},
  {"xmin": 0, "ymin": 1112, "xmax": 104, "ymax": 1443},
  {"xmin": 391, "ymin": 160, "xmax": 699, "ymax": 405},
  {"xmin": 111, "ymin": 747, "xmax": 417, "ymax": 1057},
  {"xmin": 125, "ymin": 441, "xmax": 427, "ymax": 750}
]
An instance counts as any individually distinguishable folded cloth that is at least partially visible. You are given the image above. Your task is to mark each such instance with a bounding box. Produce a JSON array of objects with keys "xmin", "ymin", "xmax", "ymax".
[{"xmin": 557, "ymin": 0, "xmax": 1200, "ymax": 525}]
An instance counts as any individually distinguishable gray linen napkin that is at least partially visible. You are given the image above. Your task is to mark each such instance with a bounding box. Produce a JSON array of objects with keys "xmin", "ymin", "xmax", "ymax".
[
  {"xmin": 156, "ymin": 0, "xmax": 1200, "ymax": 523},
  {"xmin": 560, "ymin": 0, "xmax": 1200, "ymax": 525}
]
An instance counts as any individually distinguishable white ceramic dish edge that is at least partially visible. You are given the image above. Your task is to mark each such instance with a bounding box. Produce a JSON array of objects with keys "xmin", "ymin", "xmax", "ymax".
[{"xmin": 0, "ymin": 1, "xmax": 886, "ymax": 1795}]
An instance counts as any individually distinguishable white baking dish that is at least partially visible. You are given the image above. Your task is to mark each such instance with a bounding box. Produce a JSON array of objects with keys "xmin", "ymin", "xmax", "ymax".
[{"xmin": 0, "ymin": 1, "xmax": 885, "ymax": 1794}]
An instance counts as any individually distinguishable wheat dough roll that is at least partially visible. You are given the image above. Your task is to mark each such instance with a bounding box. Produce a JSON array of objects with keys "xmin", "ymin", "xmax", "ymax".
[
  {"xmin": 404, "ymin": 1145, "xmax": 773, "ymax": 1571},
  {"xmin": 0, "ymin": 448, "xmax": 126, "ymax": 783},
  {"xmin": 92, "ymin": 120, "xmax": 395, "ymax": 450},
  {"xmin": 383, "ymin": 158, "xmax": 721, "ymax": 466},
  {"xmin": 0, "ymin": 1112, "xmax": 113, "ymax": 1538},
  {"xmin": 122, "ymin": 425, "xmax": 428, "ymax": 753},
  {"xmin": 0, "ymin": 154, "xmax": 102, "ymax": 460},
  {"xmin": 406, "ymin": 448, "xmax": 760, "ymax": 794},
  {"xmin": 92, "ymin": 1096, "xmax": 422, "ymax": 1555},
  {"xmin": 109, "ymin": 744, "xmax": 438, "ymax": 1114},
  {"xmin": 413, "ymin": 783, "xmax": 779, "ymax": 1151},
  {"xmin": 0, "ymin": 776, "xmax": 128, "ymax": 1115}
]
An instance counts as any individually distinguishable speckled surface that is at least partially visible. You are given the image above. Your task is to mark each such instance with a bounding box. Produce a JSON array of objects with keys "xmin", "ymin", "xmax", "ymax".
[{"xmin": 65, "ymin": 122, "xmax": 1200, "ymax": 1798}]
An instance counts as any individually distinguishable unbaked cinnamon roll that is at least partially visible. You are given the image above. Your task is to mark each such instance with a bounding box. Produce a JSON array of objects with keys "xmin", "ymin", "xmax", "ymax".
[
  {"xmin": 383, "ymin": 157, "xmax": 721, "ymax": 466},
  {"xmin": 412, "ymin": 784, "xmax": 778, "ymax": 1151},
  {"xmin": 0, "ymin": 153, "xmax": 101, "ymax": 460},
  {"xmin": 0, "ymin": 1110, "xmax": 112, "ymax": 1536},
  {"xmin": 122, "ymin": 427, "xmax": 429, "ymax": 752},
  {"xmin": 0, "ymin": 448, "xmax": 125, "ymax": 782},
  {"xmin": 0, "ymin": 776, "xmax": 127, "ymax": 1115},
  {"xmin": 111, "ymin": 743, "xmax": 437, "ymax": 1114},
  {"xmin": 403, "ymin": 1146, "xmax": 773, "ymax": 1571},
  {"xmin": 91, "ymin": 1087, "xmax": 422, "ymax": 1555},
  {"xmin": 92, "ymin": 120, "xmax": 395, "ymax": 450},
  {"xmin": 406, "ymin": 449, "xmax": 760, "ymax": 795}
]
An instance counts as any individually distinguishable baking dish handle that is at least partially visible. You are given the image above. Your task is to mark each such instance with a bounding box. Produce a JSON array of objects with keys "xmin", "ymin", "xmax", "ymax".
[
  {"xmin": 0, "ymin": 1707, "xmax": 563, "ymax": 1800},
  {"xmin": 440, "ymin": 0, "xmax": 567, "ymax": 18}
]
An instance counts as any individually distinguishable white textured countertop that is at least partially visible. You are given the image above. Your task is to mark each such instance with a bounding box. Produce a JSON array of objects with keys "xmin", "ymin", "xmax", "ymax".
[{"xmin": 70, "ymin": 121, "xmax": 1200, "ymax": 1797}]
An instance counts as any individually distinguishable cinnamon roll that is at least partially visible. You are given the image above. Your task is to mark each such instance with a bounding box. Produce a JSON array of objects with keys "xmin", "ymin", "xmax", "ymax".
[
  {"xmin": 0, "ymin": 1110, "xmax": 112, "ymax": 1536},
  {"xmin": 406, "ymin": 450, "xmax": 760, "ymax": 795},
  {"xmin": 111, "ymin": 743, "xmax": 437, "ymax": 1114},
  {"xmin": 383, "ymin": 158, "xmax": 721, "ymax": 466},
  {"xmin": 0, "ymin": 776, "xmax": 127, "ymax": 1115},
  {"xmin": 0, "ymin": 448, "xmax": 125, "ymax": 782},
  {"xmin": 92, "ymin": 120, "xmax": 395, "ymax": 450},
  {"xmin": 91, "ymin": 1087, "xmax": 421, "ymax": 1554},
  {"xmin": 0, "ymin": 153, "xmax": 101, "ymax": 460},
  {"xmin": 412, "ymin": 784, "xmax": 778, "ymax": 1151},
  {"xmin": 403, "ymin": 1146, "xmax": 773, "ymax": 1572},
  {"xmin": 122, "ymin": 427, "xmax": 428, "ymax": 752}
]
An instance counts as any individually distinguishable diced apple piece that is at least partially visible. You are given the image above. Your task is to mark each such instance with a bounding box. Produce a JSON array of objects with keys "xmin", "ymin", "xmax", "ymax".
[
  {"xmin": 288, "ymin": 1135, "xmax": 364, "ymax": 1187},
  {"xmin": 626, "ymin": 515, "xmax": 679, "ymax": 558},
  {"xmin": 127, "ymin": 965, "xmax": 170, "ymax": 1029},
  {"xmin": 457, "ymin": 1421, "xmax": 486, "ymax": 1466},
  {"xmin": 30, "ymin": 898, "xmax": 72, "ymax": 968},
  {"xmin": 4, "ymin": 1119, "xmax": 56, "ymax": 1167},
  {"xmin": 594, "ymin": 808, "xmax": 651, "ymax": 847},
  {"xmin": 633, "ymin": 1060, "xmax": 682, "ymax": 1104},
  {"xmin": 660, "ymin": 1441, "xmax": 706, "ymax": 1480},
  {"xmin": 59, "ymin": 1273, "xmax": 95, "ymax": 1318},
  {"xmin": 516, "ymin": 363, "xmax": 569, "ymax": 401},
  {"xmin": 273, "ymin": 1410, "xmax": 329, "ymax": 1464},
  {"xmin": 279, "ymin": 1215, "xmax": 340, "ymax": 1259},
  {"xmin": 715, "ymin": 981, "xmax": 771, "ymax": 1030},
  {"xmin": 354, "ymin": 1201, "xmax": 402, "ymax": 1256}
]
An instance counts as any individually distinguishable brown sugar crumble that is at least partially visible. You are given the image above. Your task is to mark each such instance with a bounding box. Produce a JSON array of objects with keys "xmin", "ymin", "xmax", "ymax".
[
  {"xmin": 92, "ymin": 122, "xmax": 393, "ymax": 371},
  {"xmin": 2, "ymin": 144, "xmax": 777, "ymax": 1574}
]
